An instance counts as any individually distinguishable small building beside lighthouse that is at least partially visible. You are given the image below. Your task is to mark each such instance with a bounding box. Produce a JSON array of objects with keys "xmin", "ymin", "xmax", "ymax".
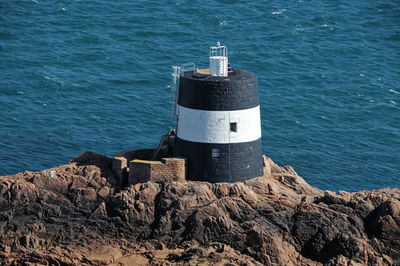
[
  {"xmin": 113, "ymin": 43, "xmax": 264, "ymax": 185},
  {"xmin": 173, "ymin": 44, "xmax": 263, "ymax": 183}
]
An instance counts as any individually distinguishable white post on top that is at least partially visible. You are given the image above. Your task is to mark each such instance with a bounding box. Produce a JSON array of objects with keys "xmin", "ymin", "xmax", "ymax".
[{"xmin": 209, "ymin": 42, "xmax": 228, "ymax": 77}]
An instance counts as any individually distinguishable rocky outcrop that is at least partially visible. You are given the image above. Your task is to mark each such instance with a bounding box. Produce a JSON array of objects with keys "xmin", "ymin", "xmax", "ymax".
[{"xmin": 0, "ymin": 151, "xmax": 398, "ymax": 265}]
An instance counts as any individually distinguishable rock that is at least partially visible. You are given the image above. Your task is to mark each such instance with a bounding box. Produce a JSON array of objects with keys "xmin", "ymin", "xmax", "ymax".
[
  {"xmin": 0, "ymin": 152, "xmax": 399, "ymax": 265},
  {"xmin": 97, "ymin": 186, "xmax": 110, "ymax": 199},
  {"xmin": 84, "ymin": 245, "xmax": 122, "ymax": 264},
  {"xmin": 70, "ymin": 187, "xmax": 97, "ymax": 206},
  {"xmin": 263, "ymin": 155, "xmax": 272, "ymax": 176},
  {"xmin": 263, "ymin": 155, "xmax": 281, "ymax": 174},
  {"xmin": 69, "ymin": 176, "xmax": 88, "ymax": 190},
  {"xmin": 106, "ymin": 182, "xmax": 161, "ymax": 235},
  {"xmin": 90, "ymin": 202, "xmax": 107, "ymax": 218}
]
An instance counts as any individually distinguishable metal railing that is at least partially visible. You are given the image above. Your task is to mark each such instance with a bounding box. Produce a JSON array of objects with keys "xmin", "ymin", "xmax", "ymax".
[{"xmin": 179, "ymin": 62, "xmax": 196, "ymax": 75}]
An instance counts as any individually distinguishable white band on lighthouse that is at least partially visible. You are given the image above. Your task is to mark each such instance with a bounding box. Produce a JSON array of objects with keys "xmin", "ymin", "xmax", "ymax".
[{"xmin": 176, "ymin": 105, "xmax": 261, "ymax": 144}]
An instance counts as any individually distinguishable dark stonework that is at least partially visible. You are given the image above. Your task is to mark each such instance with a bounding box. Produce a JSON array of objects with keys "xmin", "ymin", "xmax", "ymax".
[
  {"xmin": 174, "ymin": 137, "xmax": 263, "ymax": 183},
  {"xmin": 175, "ymin": 69, "xmax": 263, "ymax": 183},
  {"xmin": 178, "ymin": 70, "xmax": 259, "ymax": 111}
]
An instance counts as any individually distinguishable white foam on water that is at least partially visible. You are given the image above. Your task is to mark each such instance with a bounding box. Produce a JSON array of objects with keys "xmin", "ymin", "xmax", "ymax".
[
  {"xmin": 219, "ymin": 20, "xmax": 231, "ymax": 27},
  {"xmin": 43, "ymin": 75, "xmax": 64, "ymax": 87},
  {"xmin": 389, "ymin": 89, "xmax": 399, "ymax": 94},
  {"xmin": 271, "ymin": 11, "xmax": 282, "ymax": 15}
]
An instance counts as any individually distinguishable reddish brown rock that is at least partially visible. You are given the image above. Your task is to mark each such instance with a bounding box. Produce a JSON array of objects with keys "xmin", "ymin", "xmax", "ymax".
[{"xmin": 0, "ymin": 152, "xmax": 399, "ymax": 265}]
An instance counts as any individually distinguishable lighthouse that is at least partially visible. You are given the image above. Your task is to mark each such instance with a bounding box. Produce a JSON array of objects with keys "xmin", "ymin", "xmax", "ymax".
[{"xmin": 173, "ymin": 43, "xmax": 263, "ymax": 183}]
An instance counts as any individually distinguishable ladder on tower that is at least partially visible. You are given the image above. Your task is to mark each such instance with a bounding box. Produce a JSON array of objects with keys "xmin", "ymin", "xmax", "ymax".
[
  {"xmin": 170, "ymin": 66, "xmax": 180, "ymax": 117},
  {"xmin": 170, "ymin": 63, "xmax": 196, "ymax": 118}
]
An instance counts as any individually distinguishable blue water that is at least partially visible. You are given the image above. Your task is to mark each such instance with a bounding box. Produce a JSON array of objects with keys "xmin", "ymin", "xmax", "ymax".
[{"xmin": 1, "ymin": 1, "xmax": 399, "ymax": 191}]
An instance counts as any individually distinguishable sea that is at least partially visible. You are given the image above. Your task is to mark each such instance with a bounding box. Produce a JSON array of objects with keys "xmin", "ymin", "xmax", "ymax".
[{"xmin": 1, "ymin": 0, "xmax": 399, "ymax": 192}]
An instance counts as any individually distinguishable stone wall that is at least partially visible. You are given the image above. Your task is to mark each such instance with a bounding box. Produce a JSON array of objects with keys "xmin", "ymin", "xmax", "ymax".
[
  {"xmin": 128, "ymin": 158, "xmax": 186, "ymax": 185},
  {"xmin": 112, "ymin": 149, "xmax": 155, "ymax": 186}
]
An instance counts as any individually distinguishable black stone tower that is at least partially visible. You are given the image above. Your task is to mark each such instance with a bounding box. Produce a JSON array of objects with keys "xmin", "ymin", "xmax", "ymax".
[{"xmin": 173, "ymin": 44, "xmax": 263, "ymax": 183}]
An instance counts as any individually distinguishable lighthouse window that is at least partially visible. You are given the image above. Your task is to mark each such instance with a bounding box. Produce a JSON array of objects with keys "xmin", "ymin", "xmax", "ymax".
[
  {"xmin": 230, "ymin": 122, "xmax": 237, "ymax": 133},
  {"xmin": 211, "ymin": 148, "xmax": 220, "ymax": 158}
]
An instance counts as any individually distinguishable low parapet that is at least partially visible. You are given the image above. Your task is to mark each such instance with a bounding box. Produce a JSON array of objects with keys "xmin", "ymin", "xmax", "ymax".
[
  {"xmin": 112, "ymin": 149, "xmax": 186, "ymax": 186},
  {"xmin": 129, "ymin": 157, "xmax": 186, "ymax": 185}
]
